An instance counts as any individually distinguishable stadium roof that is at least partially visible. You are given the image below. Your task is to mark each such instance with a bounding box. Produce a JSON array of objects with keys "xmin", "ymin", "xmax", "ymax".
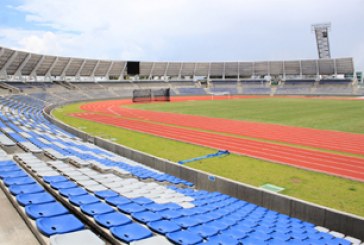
[{"xmin": 0, "ymin": 46, "xmax": 355, "ymax": 81}]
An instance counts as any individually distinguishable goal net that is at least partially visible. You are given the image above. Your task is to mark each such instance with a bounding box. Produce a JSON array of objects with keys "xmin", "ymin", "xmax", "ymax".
[
  {"xmin": 132, "ymin": 88, "xmax": 170, "ymax": 102},
  {"xmin": 208, "ymin": 91, "xmax": 231, "ymax": 100}
]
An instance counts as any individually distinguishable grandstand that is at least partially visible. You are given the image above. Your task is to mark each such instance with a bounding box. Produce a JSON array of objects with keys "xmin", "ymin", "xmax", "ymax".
[{"xmin": 0, "ymin": 46, "xmax": 363, "ymax": 244}]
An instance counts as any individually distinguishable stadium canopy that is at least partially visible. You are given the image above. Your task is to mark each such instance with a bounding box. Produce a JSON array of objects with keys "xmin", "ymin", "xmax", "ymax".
[{"xmin": 0, "ymin": 46, "xmax": 354, "ymax": 81}]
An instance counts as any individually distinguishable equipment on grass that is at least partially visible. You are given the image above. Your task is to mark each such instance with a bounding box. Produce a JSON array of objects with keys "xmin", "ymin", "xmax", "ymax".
[{"xmin": 178, "ymin": 150, "xmax": 230, "ymax": 164}]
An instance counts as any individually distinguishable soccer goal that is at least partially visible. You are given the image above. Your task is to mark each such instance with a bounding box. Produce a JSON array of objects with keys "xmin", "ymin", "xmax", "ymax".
[{"xmin": 208, "ymin": 91, "xmax": 231, "ymax": 100}]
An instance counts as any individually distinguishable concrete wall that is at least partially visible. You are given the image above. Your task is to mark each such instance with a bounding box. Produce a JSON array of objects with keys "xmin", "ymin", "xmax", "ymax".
[{"xmin": 44, "ymin": 102, "xmax": 364, "ymax": 240}]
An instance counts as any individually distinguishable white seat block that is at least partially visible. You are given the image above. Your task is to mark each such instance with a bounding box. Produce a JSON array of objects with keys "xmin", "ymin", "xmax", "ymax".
[{"xmin": 50, "ymin": 230, "xmax": 105, "ymax": 245}]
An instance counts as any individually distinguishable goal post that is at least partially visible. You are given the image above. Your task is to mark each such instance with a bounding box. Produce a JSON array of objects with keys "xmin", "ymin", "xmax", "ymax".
[
  {"xmin": 208, "ymin": 91, "xmax": 231, "ymax": 100},
  {"xmin": 132, "ymin": 88, "xmax": 170, "ymax": 102}
]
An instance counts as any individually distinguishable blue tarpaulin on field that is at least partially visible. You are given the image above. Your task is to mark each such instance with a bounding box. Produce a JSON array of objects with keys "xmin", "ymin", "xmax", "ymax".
[{"xmin": 178, "ymin": 150, "xmax": 230, "ymax": 164}]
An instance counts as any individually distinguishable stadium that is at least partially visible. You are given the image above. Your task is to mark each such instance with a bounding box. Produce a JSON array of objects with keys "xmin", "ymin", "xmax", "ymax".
[{"xmin": 1, "ymin": 1, "xmax": 364, "ymax": 245}]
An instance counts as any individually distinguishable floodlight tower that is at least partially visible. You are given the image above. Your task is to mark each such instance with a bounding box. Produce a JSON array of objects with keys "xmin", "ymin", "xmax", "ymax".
[{"xmin": 312, "ymin": 23, "xmax": 331, "ymax": 59}]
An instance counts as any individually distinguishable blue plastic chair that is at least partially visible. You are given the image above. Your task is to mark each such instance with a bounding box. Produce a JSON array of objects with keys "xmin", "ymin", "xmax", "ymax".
[
  {"xmin": 43, "ymin": 175, "xmax": 69, "ymax": 183},
  {"xmin": 144, "ymin": 203, "xmax": 170, "ymax": 212},
  {"xmin": 0, "ymin": 160, "xmax": 17, "ymax": 167},
  {"xmin": 80, "ymin": 202, "xmax": 115, "ymax": 216},
  {"xmin": 190, "ymin": 213, "xmax": 215, "ymax": 223},
  {"xmin": 166, "ymin": 230, "xmax": 203, "ymax": 245},
  {"xmin": 0, "ymin": 169, "xmax": 27, "ymax": 179},
  {"xmin": 205, "ymin": 234, "xmax": 240, "ymax": 245},
  {"xmin": 9, "ymin": 183, "xmax": 44, "ymax": 195},
  {"xmin": 172, "ymin": 216, "xmax": 202, "ymax": 229},
  {"xmin": 25, "ymin": 202, "xmax": 69, "ymax": 219},
  {"xmin": 177, "ymin": 208, "xmax": 199, "ymax": 217},
  {"xmin": 94, "ymin": 211, "xmax": 132, "ymax": 228},
  {"xmin": 239, "ymin": 236, "xmax": 269, "ymax": 245},
  {"xmin": 270, "ymin": 232, "xmax": 291, "ymax": 242},
  {"xmin": 117, "ymin": 203, "xmax": 146, "ymax": 214},
  {"xmin": 17, "ymin": 192, "xmax": 55, "ymax": 206},
  {"xmin": 110, "ymin": 223, "xmax": 153, "ymax": 243},
  {"xmin": 205, "ymin": 220, "xmax": 231, "ymax": 232},
  {"xmin": 59, "ymin": 187, "xmax": 88, "ymax": 197},
  {"xmin": 105, "ymin": 195, "xmax": 132, "ymax": 206},
  {"xmin": 290, "ymin": 231, "xmax": 309, "ymax": 240},
  {"xmin": 94, "ymin": 190, "xmax": 118, "ymax": 199},
  {"xmin": 131, "ymin": 211, "xmax": 163, "ymax": 223},
  {"xmin": 132, "ymin": 197, "xmax": 154, "ymax": 205},
  {"xmin": 147, "ymin": 220, "xmax": 182, "ymax": 234},
  {"xmin": 0, "ymin": 165, "xmax": 19, "ymax": 172},
  {"xmin": 162, "ymin": 203, "xmax": 182, "ymax": 210},
  {"xmin": 36, "ymin": 214, "xmax": 85, "ymax": 236},
  {"xmin": 188, "ymin": 224, "xmax": 220, "ymax": 238},
  {"xmin": 221, "ymin": 227, "xmax": 248, "ymax": 240},
  {"xmin": 247, "ymin": 231, "xmax": 272, "ymax": 242},
  {"xmin": 159, "ymin": 209, "xmax": 184, "ymax": 220},
  {"xmin": 192, "ymin": 206, "xmax": 211, "ymax": 214},
  {"xmin": 69, "ymin": 194, "xmax": 100, "ymax": 206},
  {"xmin": 4, "ymin": 176, "xmax": 35, "ymax": 186},
  {"xmin": 50, "ymin": 180, "xmax": 77, "ymax": 190}
]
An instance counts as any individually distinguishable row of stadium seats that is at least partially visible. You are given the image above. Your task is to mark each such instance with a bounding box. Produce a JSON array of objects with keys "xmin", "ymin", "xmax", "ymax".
[
  {"xmin": 0, "ymin": 155, "xmax": 104, "ymax": 244},
  {"xmin": 1, "ymin": 79, "xmax": 358, "ymax": 104},
  {"xmin": 0, "ymin": 93, "xmax": 362, "ymax": 244}
]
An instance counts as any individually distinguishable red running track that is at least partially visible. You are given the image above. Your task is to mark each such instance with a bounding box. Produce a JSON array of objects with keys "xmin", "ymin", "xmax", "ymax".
[
  {"xmin": 79, "ymin": 97, "xmax": 364, "ymax": 156},
  {"xmin": 71, "ymin": 110, "xmax": 364, "ymax": 182}
]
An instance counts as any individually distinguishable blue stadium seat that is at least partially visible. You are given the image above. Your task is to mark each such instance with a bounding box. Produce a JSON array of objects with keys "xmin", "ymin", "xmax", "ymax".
[
  {"xmin": 0, "ymin": 169, "xmax": 27, "ymax": 179},
  {"xmin": 25, "ymin": 202, "xmax": 69, "ymax": 219},
  {"xmin": 205, "ymin": 220, "xmax": 231, "ymax": 232},
  {"xmin": 0, "ymin": 160, "xmax": 17, "ymax": 167},
  {"xmin": 43, "ymin": 175, "xmax": 69, "ymax": 183},
  {"xmin": 177, "ymin": 208, "xmax": 199, "ymax": 217},
  {"xmin": 59, "ymin": 187, "xmax": 88, "ymax": 197},
  {"xmin": 50, "ymin": 180, "xmax": 77, "ymax": 190},
  {"xmin": 4, "ymin": 176, "xmax": 35, "ymax": 186},
  {"xmin": 69, "ymin": 194, "xmax": 100, "ymax": 206},
  {"xmin": 17, "ymin": 192, "xmax": 55, "ymax": 206},
  {"xmin": 190, "ymin": 213, "xmax": 215, "ymax": 223},
  {"xmin": 105, "ymin": 195, "xmax": 132, "ymax": 206},
  {"xmin": 159, "ymin": 209, "xmax": 184, "ymax": 219},
  {"xmin": 94, "ymin": 211, "xmax": 132, "ymax": 228},
  {"xmin": 188, "ymin": 224, "xmax": 220, "ymax": 238},
  {"xmin": 172, "ymin": 216, "xmax": 202, "ymax": 228},
  {"xmin": 117, "ymin": 203, "xmax": 146, "ymax": 214},
  {"xmin": 162, "ymin": 203, "xmax": 182, "ymax": 210},
  {"xmin": 144, "ymin": 203, "xmax": 172, "ymax": 212},
  {"xmin": 36, "ymin": 214, "xmax": 85, "ymax": 236},
  {"xmin": 110, "ymin": 223, "xmax": 153, "ymax": 243},
  {"xmin": 166, "ymin": 230, "xmax": 203, "ymax": 245},
  {"xmin": 131, "ymin": 211, "xmax": 163, "ymax": 223},
  {"xmin": 94, "ymin": 190, "xmax": 118, "ymax": 199},
  {"xmin": 80, "ymin": 202, "xmax": 115, "ymax": 216},
  {"xmin": 239, "ymin": 236, "xmax": 268, "ymax": 245},
  {"xmin": 132, "ymin": 197, "xmax": 154, "ymax": 205},
  {"xmin": 9, "ymin": 183, "xmax": 44, "ymax": 195},
  {"xmin": 221, "ymin": 227, "xmax": 248, "ymax": 240},
  {"xmin": 0, "ymin": 165, "xmax": 20, "ymax": 172},
  {"xmin": 205, "ymin": 234, "xmax": 240, "ymax": 245},
  {"xmin": 147, "ymin": 220, "xmax": 181, "ymax": 234}
]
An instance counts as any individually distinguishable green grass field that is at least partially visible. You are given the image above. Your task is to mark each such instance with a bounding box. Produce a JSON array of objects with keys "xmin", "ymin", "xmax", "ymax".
[
  {"xmin": 52, "ymin": 98, "xmax": 364, "ymax": 217},
  {"xmin": 129, "ymin": 97, "xmax": 364, "ymax": 134}
]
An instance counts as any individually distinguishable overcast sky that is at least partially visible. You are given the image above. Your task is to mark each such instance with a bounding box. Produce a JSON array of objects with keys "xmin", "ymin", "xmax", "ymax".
[{"xmin": 0, "ymin": 0, "xmax": 363, "ymax": 71}]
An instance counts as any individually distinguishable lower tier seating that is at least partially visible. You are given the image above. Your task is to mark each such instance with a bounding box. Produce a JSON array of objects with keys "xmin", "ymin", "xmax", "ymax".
[{"xmin": 0, "ymin": 94, "xmax": 360, "ymax": 244}]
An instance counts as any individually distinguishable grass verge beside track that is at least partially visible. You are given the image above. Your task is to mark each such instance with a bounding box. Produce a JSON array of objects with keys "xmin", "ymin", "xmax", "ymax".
[{"xmin": 52, "ymin": 102, "xmax": 364, "ymax": 217}]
